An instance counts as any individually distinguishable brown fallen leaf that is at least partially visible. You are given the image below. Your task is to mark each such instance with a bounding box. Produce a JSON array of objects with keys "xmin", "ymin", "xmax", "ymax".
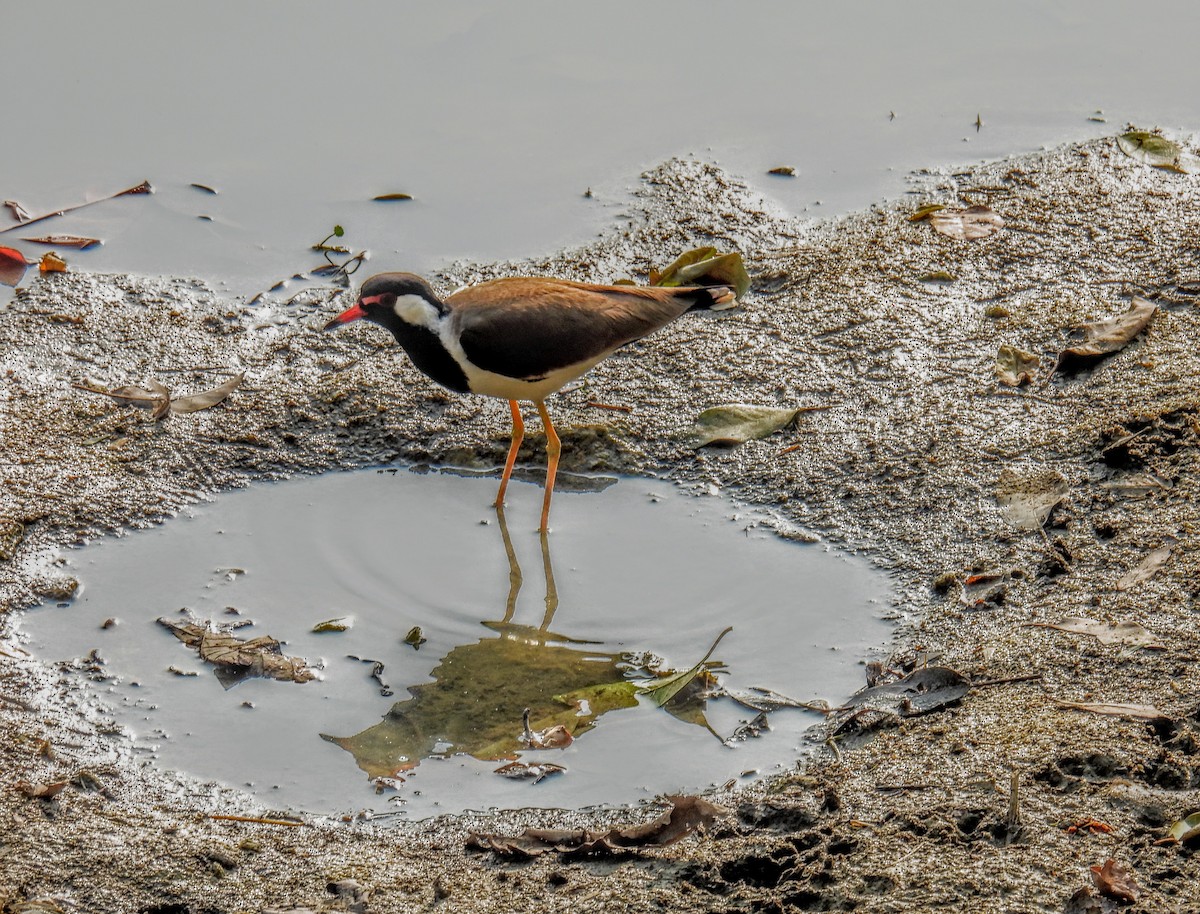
[
  {"xmin": 466, "ymin": 795, "xmax": 728, "ymax": 858},
  {"xmin": 39, "ymin": 252, "xmax": 67, "ymax": 273},
  {"xmin": 157, "ymin": 617, "xmax": 317, "ymax": 688},
  {"xmin": 168, "ymin": 372, "xmax": 244, "ymax": 414},
  {"xmin": 1026, "ymin": 618, "xmax": 1164, "ymax": 649},
  {"xmin": 928, "ymin": 204, "xmax": 1004, "ymax": 240},
  {"xmin": 493, "ymin": 761, "xmax": 566, "ymax": 784},
  {"xmin": 1062, "ymin": 298, "xmax": 1157, "ymax": 360},
  {"xmin": 21, "ymin": 235, "xmax": 102, "ymax": 250},
  {"xmin": 373, "ymin": 192, "xmax": 413, "ymax": 201},
  {"xmin": 15, "ymin": 779, "xmax": 69, "ymax": 799},
  {"xmin": 1116, "ymin": 543, "xmax": 1173, "ymax": 591},
  {"xmin": 1090, "ymin": 858, "xmax": 1140, "ymax": 904},
  {"xmin": 0, "ymin": 245, "xmax": 30, "ymax": 286},
  {"xmin": 995, "ymin": 469, "xmax": 1068, "ymax": 530},
  {"xmin": 1053, "ymin": 699, "xmax": 1169, "ymax": 722},
  {"xmin": 996, "ymin": 345, "xmax": 1041, "ymax": 387}
]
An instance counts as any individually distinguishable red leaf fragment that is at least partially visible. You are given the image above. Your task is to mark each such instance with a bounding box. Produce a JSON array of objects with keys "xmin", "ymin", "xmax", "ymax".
[{"xmin": 0, "ymin": 245, "xmax": 30, "ymax": 286}]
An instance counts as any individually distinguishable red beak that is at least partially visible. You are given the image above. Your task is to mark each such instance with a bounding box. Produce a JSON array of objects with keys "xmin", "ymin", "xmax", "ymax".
[{"xmin": 323, "ymin": 301, "xmax": 366, "ymax": 330}]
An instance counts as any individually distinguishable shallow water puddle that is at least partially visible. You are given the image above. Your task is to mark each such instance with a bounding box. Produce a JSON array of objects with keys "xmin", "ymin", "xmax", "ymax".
[{"xmin": 21, "ymin": 470, "xmax": 891, "ymax": 818}]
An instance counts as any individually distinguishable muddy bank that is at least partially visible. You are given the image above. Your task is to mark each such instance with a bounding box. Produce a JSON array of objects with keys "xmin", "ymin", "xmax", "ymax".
[{"xmin": 2, "ymin": 135, "xmax": 1200, "ymax": 912}]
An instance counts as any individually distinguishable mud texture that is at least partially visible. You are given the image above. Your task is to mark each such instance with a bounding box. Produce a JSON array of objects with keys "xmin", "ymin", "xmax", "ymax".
[{"xmin": 3, "ymin": 135, "xmax": 1200, "ymax": 912}]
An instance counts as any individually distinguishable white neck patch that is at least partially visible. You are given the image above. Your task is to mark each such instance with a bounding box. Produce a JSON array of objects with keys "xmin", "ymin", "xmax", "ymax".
[{"xmin": 392, "ymin": 293, "xmax": 441, "ymax": 330}]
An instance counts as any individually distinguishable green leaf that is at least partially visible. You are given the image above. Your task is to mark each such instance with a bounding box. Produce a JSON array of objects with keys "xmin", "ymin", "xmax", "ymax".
[
  {"xmin": 651, "ymin": 247, "xmax": 750, "ymax": 299},
  {"xmin": 1167, "ymin": 811, "xmax": 1200, "ymax": 843},
  {"xmin": 333, "ymin": 225, "xmax": 345, "ymax": 237},
  {"xmin": 683, "ymin": 404, "xmax": 801, "ymax": 448},
  {"xmin": 1117, "ymin": 130, "xmax": 1198, "ymax": 174},
  {"xmin": 639, "ymin": 626, "xmax": 732, "ymax": 708}
]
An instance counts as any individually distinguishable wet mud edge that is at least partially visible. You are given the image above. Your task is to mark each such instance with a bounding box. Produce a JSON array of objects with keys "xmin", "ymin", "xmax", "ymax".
[{"xmin": 2, "ymin": 137, "xmax": 1200, "ymax": 912}]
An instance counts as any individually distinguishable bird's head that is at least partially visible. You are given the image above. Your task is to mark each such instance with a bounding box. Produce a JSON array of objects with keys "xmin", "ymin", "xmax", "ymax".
[{"xmin": 323, "ymin": 272, "xmax": 444, "ymax": 331}]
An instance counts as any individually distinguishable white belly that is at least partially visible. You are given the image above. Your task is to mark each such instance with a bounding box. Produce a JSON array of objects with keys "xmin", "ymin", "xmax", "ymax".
[{"xmin": 461, "ymin": 355, "xmax": 606, "ymax": 401}]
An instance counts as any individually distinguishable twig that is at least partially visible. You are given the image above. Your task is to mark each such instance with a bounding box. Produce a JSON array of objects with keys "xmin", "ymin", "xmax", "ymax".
[
  {"xmin": 207, "ymin": 813, "xmax": 306, "ymax": 827},
  {"xmin": 585, "ymin": 402, "xmax": 632, "ymax": 413},
  {"xmin": 970, "ymin": 673, "xmax": 1042, "ymax": 688},
  {"xmin": 0, "ymin": 181, "xmax": 152, "ymax": 234}
]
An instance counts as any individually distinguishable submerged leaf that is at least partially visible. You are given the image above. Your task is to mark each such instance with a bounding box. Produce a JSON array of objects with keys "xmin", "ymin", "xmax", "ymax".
[
  {"xmin": 1063, "ymin": 298, "xmax": 1157, "ymax": 359},
  {"xmin": 928, "ymin": 205, "xmax": 1005, "ymax": 241},
  {"xmin": 767, "ymin": 166, "xmax": 796, "ymax": 176},
  {"xmin": 0, "ymin": 245, "xmax": 30, "ymax": 286},
  {"xmin": 994, "ymin": 469, "xmax": 1068, "ymax": 529},
  {"xmin": 1117, "ymin": 131, "xmax": 1198, "ymax": 174},
  {"xmin": 639, "ymin": 627, "xmax": 732, "ymax": 707},
  {"xmin": 373, "ymin": 192, "xmax": 413, "ymax": 201},
  {"xmin": 157, "ymin": 617, "xmax": 317, "ymax": 687},
  {"xmin": 169, "ymin": 372, "xmax": 244, "ymax": 414},
  {"xmin": 685, "ymin": 404, "xmax": 801, "ymax": 448},
  {"xmin": 312, "ymin": 616, "xmax": 352, "ymax": 633},
  {"xmin": 996, "ymin": 345, "xmax": 1041, "ymax": 386}
]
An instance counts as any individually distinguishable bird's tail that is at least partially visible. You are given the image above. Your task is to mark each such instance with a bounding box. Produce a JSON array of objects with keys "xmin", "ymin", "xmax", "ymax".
[{"xmin": 683, "ymin": 285, "xmax": 739, "ymax": 312}]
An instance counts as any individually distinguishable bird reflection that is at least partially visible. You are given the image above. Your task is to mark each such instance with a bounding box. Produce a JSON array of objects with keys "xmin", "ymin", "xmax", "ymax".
[{"xmin": 321, "ymin": 505, "xmax": 636, "ymax": 779}]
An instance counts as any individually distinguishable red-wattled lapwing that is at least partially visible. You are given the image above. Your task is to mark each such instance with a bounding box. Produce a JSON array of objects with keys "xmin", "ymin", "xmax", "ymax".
[{"xmin": 324, "ymin": 272, "xmax": 737, "ymax": 531}]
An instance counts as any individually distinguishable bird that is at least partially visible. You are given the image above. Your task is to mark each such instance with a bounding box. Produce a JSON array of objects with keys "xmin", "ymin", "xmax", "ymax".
[{"xmin": 324, "ymin": 272, "xmax": 737, "ymax": 531}]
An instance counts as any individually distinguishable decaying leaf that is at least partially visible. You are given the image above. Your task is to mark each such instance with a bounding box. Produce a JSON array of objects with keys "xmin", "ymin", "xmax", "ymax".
[
  {"xmin": 21, "ymin": 235, "xmax": 101, "ymax": 250},
  {"xmin": 1061, "ymin": 298, "xmax": 1157, "ymax": 361},
  {"xmin": 639, "ymin": 627, "xmax": 732, "ymax": 707},
  {"xmin": 1090, "ymin": 858, "xmax": 1140, "ymax": 904},
  {"xmin": 996, "ymin": 345, "xmax": 1042, "ymax": 386},
  {"xmin": 15, "ymin": 779, "xmax": 70, "ymax": 799},
  {"xmin": 1116, "ymin": 543, "xmax": 1173, "ymax": 591},
  {"xmin": 167, "ymin": 372, "xmax": 244, "ymax": 413},
  {"xmin": 39, "ymin": 252, "xmax": 67, "ymax": 273},
  {"xmin": 841, "ymin": 666, "xmax": 970, "ymax": 718},
  {"xmin": 1026, "ymin": 617, "xmax": 1164, "ymax": 649},
  {"xmin": 157, "ymin": 617, "xmax": 317, "ymax": 688},
  {"xmin": 0, "ymin": 245, "xmax": 31, "ymax": 286},
  {"xmin": 521, "ymin": 708, "xmax": 574, "ymax": 749},
  {"xmin": 466, "ymin": 795, "xmax": 728, "ymax": 858},
  {"xmin": 650, "ymin": 247, "xmax": 751, "ymax": 300},
  {"xmin": 1117, "ymin": 130, "xmax": 1199, "ymax": 174},
  {"xmin": 404, "ymin": 626, "xmax": 426, "ymax": 649},
  {"xmin": 995, "ymin": 469, "xmax": 1068, "ymax": 529},
  {"xmin": 684, "ymin": 404, "xmax": 801, "ymax": 448},
  {"xmin": 1165, "ymin": 811, "xmax": 1200, "ymax": 844},
  {"xmin": 1053, "ymin": 699, "xmax": 1169, "ymax": 722},
  {"xmin": 928, "ymin": 205, "xmax": 1005, "ymax": 241},
  {"xmin": 0, "ymin": 517, "xmax": 25, "ymax": 561},
  {"xmin": 312, "ymin": 616, "xmax": 352, "ymax": 633},
  {"xmin": 493, "ymin": 761, "xmax": 566, "ymax": 784},
  {"xmin": 767, "ymin": 166, "xmax": 796, "ymax": 176},
  {"xmin": 373, "ymin": 192, "xmax": 413, "ymax": 201}
]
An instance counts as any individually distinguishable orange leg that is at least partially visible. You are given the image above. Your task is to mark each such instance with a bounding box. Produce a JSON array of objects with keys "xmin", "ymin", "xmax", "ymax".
[
  {"xmin": 494, "ymin": 399, "xmax": 524, "ymax": 508},
  {"xmin": 535, "ymin": 399, "xmax": 561, "ymax": 533}
]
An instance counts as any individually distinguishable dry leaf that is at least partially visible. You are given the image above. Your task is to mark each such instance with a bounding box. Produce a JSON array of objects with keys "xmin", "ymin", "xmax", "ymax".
[
  {"xmin": 1165, "ymin": 811, "xmax": 1200, "ymax": 844},
  {"xmin": 685, "ymin": 405, "xmax": 801, "ymax": 448},
  {"xmin": 1053, "ymin": 699, "xmax": 1169, "ymax": 722},
  {"xmin": 157, "ymin": 617, "xmax": 317, "ymax": 688},
  {"xmin": 1027, "ymin": 618, "xmax": 1164, "ymax": 648},
  {"xmin": 928, "ymin": 204, "xmax": 1004, "ymax": 240},
  {"xmin": 1063, "ymin": 298, "xmax": 1157, "ymax": 359},
  {"xmin": 1117, "ymin": 130, "xmax": 1199, "ymax": 174},
  {"xmin": 996, "ymin": 345, "xmax": 1041, "ymax": 386},
  {"xmin": 767, "ymin": 166, "xmax": 796, "ymax": 176},
  {"xmin": 1116, "ymin": 543, "xmax": 1173, "ymax": 591},
  {"xmin": 21, "ymin": 235, "xmax": 101, "ymax": 250},
  {"xmin": 39, "ymin": 252, "xmax": 67, "ymax": 273},
  {"xmin": 15, "ymin": 779, "xmax": 69, "ymax": 799},
  {"xmin": 466, "ymin": 795, "xmax": 728, "ymax": 858},
  {"xmin": 373, "ymin": 192, "xmax": 413, "ymax": 201},
  {"xmin": 1090, "ymin": 858, "xmax": 1140, "ymax": 904},
  {"xmin": 0, "ymin": 245, "xmax": 30, "ymax": 286},
  {"xmin": 995, "ymin": 469, "xmax": 1067, "ymax": 529},
  {"xmin": 168, "ymin": 372, "xmax": 243, "ymax": 414}
]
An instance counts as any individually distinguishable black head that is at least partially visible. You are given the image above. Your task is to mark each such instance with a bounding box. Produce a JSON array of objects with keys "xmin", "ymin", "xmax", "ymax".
[{"xmin": 323, "ymin": 272, "xmax": 444, "ymax": 330}]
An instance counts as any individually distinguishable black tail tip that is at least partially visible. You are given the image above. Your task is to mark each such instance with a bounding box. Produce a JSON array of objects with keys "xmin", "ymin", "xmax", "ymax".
[{"xmin": 690, "ymin": 285, "xmax": 739, "ymax": 311}]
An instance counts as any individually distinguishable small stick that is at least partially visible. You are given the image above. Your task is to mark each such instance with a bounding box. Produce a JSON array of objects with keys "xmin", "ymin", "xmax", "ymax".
[
  {"xmin": 970, "ymin": 673, "xmax": 1043, "ymax": 687},
  {"xmin": 585, "ymin": 402, "xmax": 632, "ymax": 412},
  {"xmin": 207, "ymin": 813, "xmax": 305, "ymax": 827},
  {"xmin": 0, "ymin": 181, "xmax": 152, "ymax": 235}
]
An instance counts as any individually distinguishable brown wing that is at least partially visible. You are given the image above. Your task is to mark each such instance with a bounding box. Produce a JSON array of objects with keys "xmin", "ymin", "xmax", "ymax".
[{"xmin": 447, "ymin": 278, "xmax": 701, "ymax": 380}]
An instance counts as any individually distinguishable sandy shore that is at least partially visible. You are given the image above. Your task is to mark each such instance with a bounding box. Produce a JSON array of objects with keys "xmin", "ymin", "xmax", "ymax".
[{"xmin": 2, "ymin": 135, "xmax": 1199, "ymax": 912}]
